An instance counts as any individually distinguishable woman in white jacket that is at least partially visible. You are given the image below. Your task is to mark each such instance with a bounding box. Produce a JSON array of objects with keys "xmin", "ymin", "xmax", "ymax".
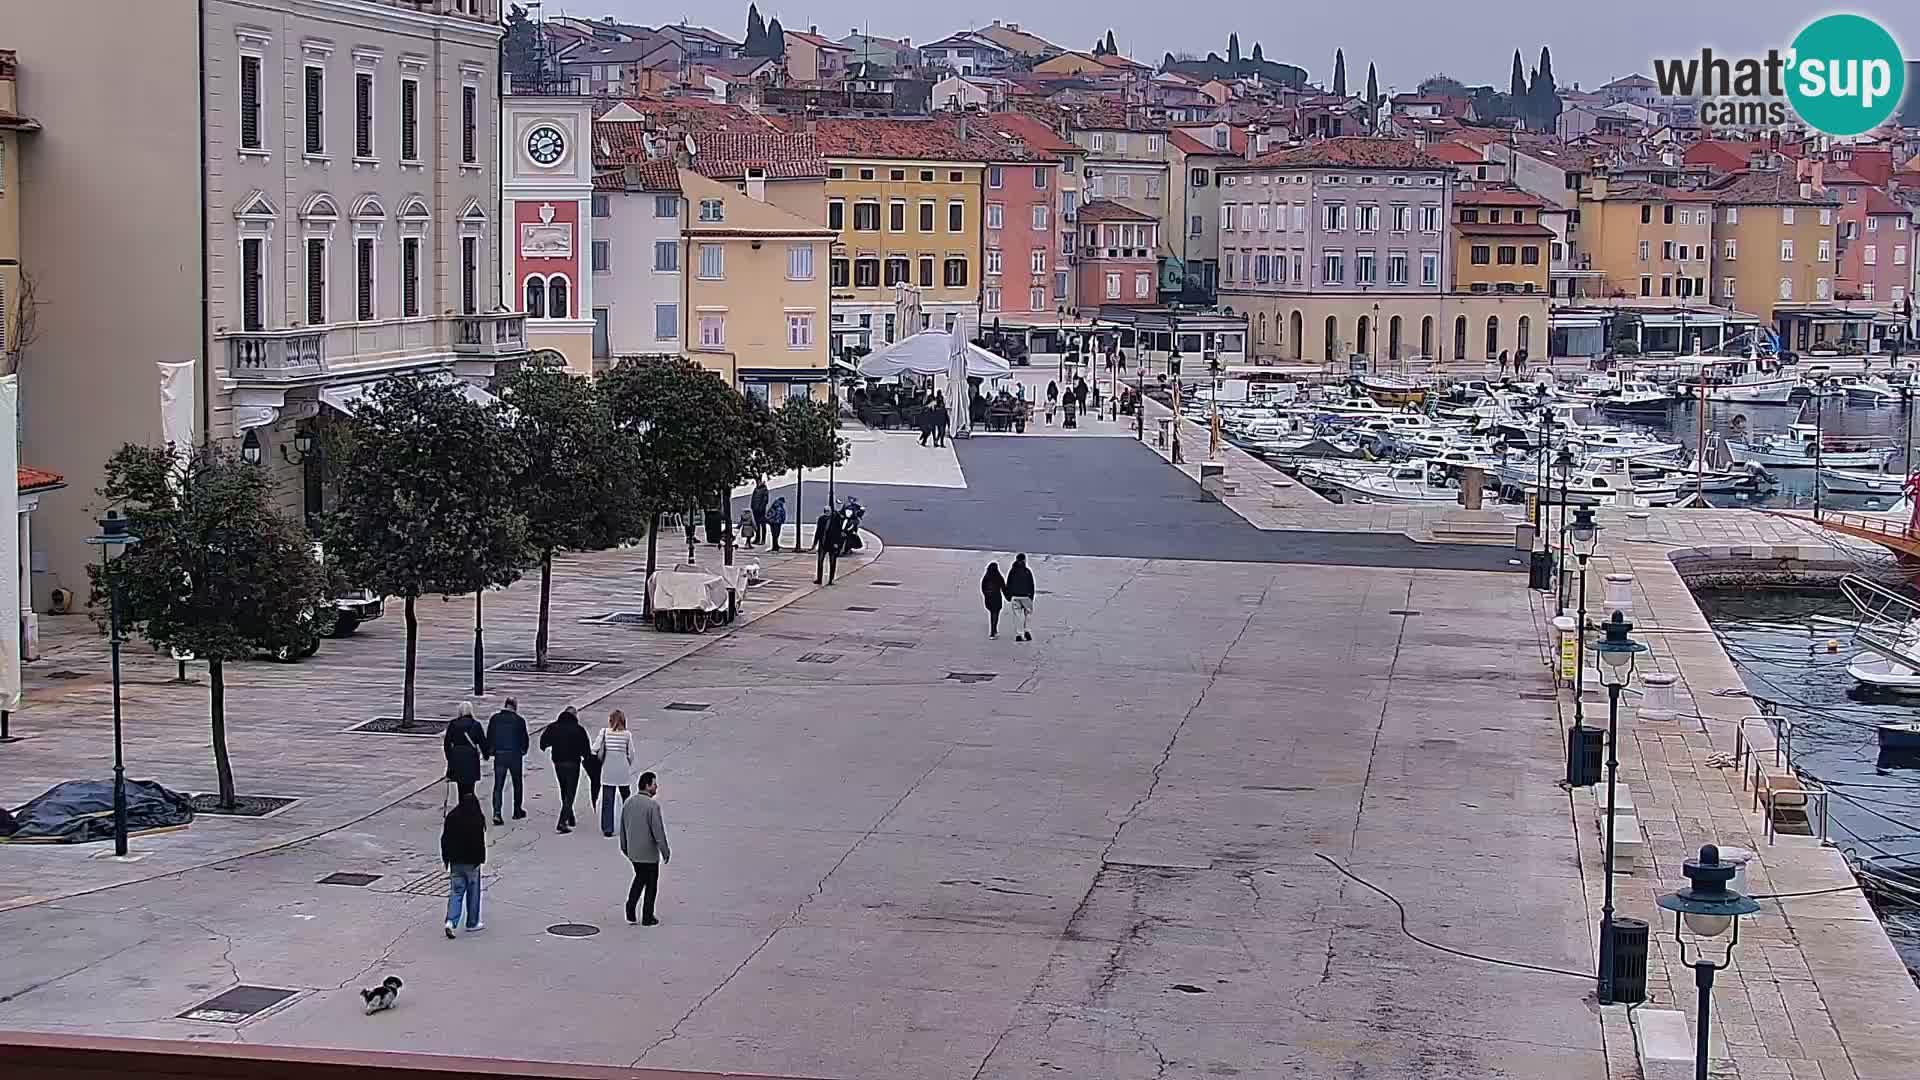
[{"xmin": 594, "ymin": 710, "xmax": 636, "ymax": 837}]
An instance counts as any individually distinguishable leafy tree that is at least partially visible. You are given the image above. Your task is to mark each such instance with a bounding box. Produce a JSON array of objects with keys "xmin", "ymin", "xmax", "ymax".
[
  {"xmin": 765, "ymin": 17, "xmax": 787, "ymax": 59},
  {"xmin": 744, "ymin": 4, "xmax": 766, "ymax": 55},
  {"xmin": 1332, "ymin": 49, "xmax": 1346, "ymax": 97},
  {"xmin": 1419, "ymin": 74, "xmax": 1468, "ymax": 97},
  {"xmin": 499, "ymin": 361, "xmax": 642, "ymax": 671},
  {"xmin": 323, "ymin": 374, "xmax": 528, "ymax": 722},
  {"xmin": 1228, "ymin": 34, "xmax": 1241, "ymax": 65},
  {"xmin": 773, "ymin": 396, "xmax": 849, "ymax": 549},
  {"xmin": 503, "ymin": 4, "xmax": 541, "ymax": 83},
  {"xmin": 1251, "ymin": 42, "xmax": 1263, "ymax": 63},
  {"xmin": 92, "ymin": 445, "xmax": 328, "ymax": 809}
]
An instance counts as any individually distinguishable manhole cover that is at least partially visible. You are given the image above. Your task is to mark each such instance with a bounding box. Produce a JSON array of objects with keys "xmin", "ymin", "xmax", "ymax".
[
  {"xmin": 546, "ymin": 923, "xmax": 601, "ymax": 938},
  {"xmin": 1388, "ymin": 609, "xmax": 1422, "ymax": 616},
  {"xmin": 902, "ymin": 507, "xmax": 925, "ymax": 512},
  {"xmin": 180, "ymin": 985, "xmax": 298, "ymax": 1024},
  {"xmin": 870, "ymin": 581, "xmax": 903, "ymax": 587},
  {"xmin": 190, "ymin": 794, "xmax": 298, "ymax": 817},
  {"xmin": 846, "ymin": 605, "xmax": 878, "ymax": 612},
  {"xmin": 489, "ymin": 658, "xmax": 601, "ymax": 676},
  {"xmin": 318, "ymin": 872, "xmax": 381, "ymax": 887},
  {"xmin": 664, "ymin": 702, "xmax": 710, "ymax": 712},
  {"xmin": 946, "ymin": 672, "xmax": 997, "ymax": 684},
  {"xmin": 400, "ymin": 871, "xmax": 451, "ymax": 897},
  {"xmin": 797, "ymin": 652, "xmax": 842, "ymax": 664},
  {"xmin": 1170, "ymin": 983, "xmax": 1209, "ymax": 995},
  {"xmin": 347, "ymin": 716, "xmax": 447, "ymax": 736}
]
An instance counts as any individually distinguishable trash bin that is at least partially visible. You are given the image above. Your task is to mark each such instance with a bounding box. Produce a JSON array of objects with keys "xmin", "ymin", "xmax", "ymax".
[{"xmin": 703, "ymin": 508, "xmax": 723, "ymax": 544}]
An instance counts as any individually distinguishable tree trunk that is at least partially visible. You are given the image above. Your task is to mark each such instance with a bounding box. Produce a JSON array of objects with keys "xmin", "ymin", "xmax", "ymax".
[
  {"xmin": 402, "ymin": 595, "xmax": 418, "ymax": 723},
  {"xmin": 643, "ymin": 511, "xmax": 661, "ymax": 619},
  {"xmin": 535, "ymin": 547, "xmax": 554, "ymax": 670},
  {"xmin": 795, "ymin": 468, "xmax": 805, "ymax": 550},
  {"xmin": 210, "ymin": 659, "xmax": 236, "ymax": 809},
  {"xmin": 721, "ymin": 487, "xmax": 736, "ymax": 621}
]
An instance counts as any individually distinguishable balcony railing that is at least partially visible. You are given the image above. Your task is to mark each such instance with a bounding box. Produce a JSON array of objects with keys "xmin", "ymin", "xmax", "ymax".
[
  {"xmin": 222, "ymin": 328, "xmax": 326, "ymax": 381},
  {"xmin": 453, "ymin": 312, "xmax": 528, "ymax": 358}
]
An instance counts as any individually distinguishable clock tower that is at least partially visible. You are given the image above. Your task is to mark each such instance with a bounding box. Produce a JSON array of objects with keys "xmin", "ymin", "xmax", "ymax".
[{"xmin": 502, "ymin": 93, "xmax": 596, "ymax": 373}]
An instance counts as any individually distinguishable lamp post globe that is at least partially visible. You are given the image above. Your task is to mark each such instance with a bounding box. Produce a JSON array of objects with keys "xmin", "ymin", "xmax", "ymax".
[
  {"xmin": 1657, "ymin": 845, "xmax": 1761, "ymax": 1080},
  {"xmin": 1571, "ymin": 504, "xmax": 1600, "ymax": 558},
  {"xmin": 1597, "ymin": 610, "xmax": 1646, "ymax": 689},
  {"xmin": 84, "ymin": 510, "xmax": 143, "ymax": 858}
]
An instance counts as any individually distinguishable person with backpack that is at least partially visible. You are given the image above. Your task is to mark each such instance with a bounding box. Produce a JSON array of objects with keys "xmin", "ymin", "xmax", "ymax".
[{"xmin": 767, "ymin": 497, "xmax": 788, "ymax": 552}]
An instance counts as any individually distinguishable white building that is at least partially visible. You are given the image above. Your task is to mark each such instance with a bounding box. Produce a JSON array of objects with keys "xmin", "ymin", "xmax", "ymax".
[{"xmin": 591, "ymin": 161, "xmax": 683, "ymax": 363}]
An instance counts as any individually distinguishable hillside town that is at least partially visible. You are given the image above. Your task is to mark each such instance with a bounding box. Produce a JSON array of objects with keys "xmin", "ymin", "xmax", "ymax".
[{"xmin": 6, "ymin": 5, "xmax": 1920, "ymax": 1080}]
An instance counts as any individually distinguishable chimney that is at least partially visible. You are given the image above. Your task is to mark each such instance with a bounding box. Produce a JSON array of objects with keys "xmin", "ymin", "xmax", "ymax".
[
  {"xmin": 1245, "ymin": 122, "xmax": 1260, "ymax": 161},
  {"xmin": 1811, "ymin": 159, "xmax": 1825, "ymax": 192},
  {"xmin": 746, "ymin": 167, "xmax": 767, "ymax": 202},
  {"xmin": 1799, "ymin": 180, "xmax": 1813, "ymax": 200},
  {"xmin": 1008, "ymin": 23, "xmax": 1020, "ymax": 31},
  {"xmin": 958, "ymin": 110, "xmax": 969, "ymax": 140},
  {"xmin": 808, "ymin": 24, "xmax": 817, "ymax": 36},
  {"xmin": 805, "ymin": 102, "xmax": 819, "ymax": 136}
]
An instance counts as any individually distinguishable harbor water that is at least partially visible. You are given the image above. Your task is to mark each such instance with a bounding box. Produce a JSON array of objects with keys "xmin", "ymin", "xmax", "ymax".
[{"xmin": 1697, "ymin": 588, "xmax": 1920, "ymax": 982}]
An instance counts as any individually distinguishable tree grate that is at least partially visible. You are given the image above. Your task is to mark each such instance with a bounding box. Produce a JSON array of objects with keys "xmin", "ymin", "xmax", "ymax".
[
  {"xmin": 190, "ymin": 794, "xmax": 298, "ymax": 817},
  {"xmin": 179, "ymin": 985, "xmax": 299, "ymax": 1024},
  {"xmin": 547, "ymin": 923, "xmax": 601, "ymax": 938},
  {"xmin": 399, "ymin": 870, "xmax": 452, "ymax": 897},
  {"xmin": 581, "ymin": 611, "xmax": 651, "ymax": 626},
  {"xmin": 796, "ymin": 652, "xmax": 842, "ymax": 664},
  {"xmin": 945, "ymin": 672, "xmax": 997, "ymax": 684},
  {"xmin": 318, "ymin": 872, "xmax": 381, "ymax": 887},
  {"xmin": 489, "ymin": 658, "xmax": 601, "ymax": 676},
  {"xmin": 346, "ymin": 716, "xmax": 448, "ymax": 737},
  {"xmin": 664, "ymin": 702, "xmax": 710, "ymax": 712}
]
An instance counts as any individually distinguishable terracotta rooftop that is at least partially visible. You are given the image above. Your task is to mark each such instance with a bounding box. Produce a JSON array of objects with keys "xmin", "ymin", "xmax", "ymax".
[
  {"xmin": 1424, "ymin": 142, "xmax": 1485, "ymax": 165},
  {"xmin": 18, "ymin": 466, "xmax": 64, "ymax": 493},
  {"xmin": 1063, "ymin": 100, "xmax": 1168, "ymax": 133},
  {"xmin": 1240, "ymin": 137, "xmax": 1450, "ymax": 171},
  {"xmin": 804, "ymin": 116, "xmax": 1007, "ymax": 162},
  {"xmin": 1863, "ymin": 188, "xmax": 1910, "ymax": 216},
  {"xmin": 784, "ymin": 29, "xmax": 852, "ymax": 51},
  {"xmin": 986, "ymin": 111, "xmax": 1079, "ymax": 156},
  {"xmin": 1167, "ymin": 128, "xmax": 1247, "ymax": 157},
  {"xmin": 1455, "ymin": 221, "xmax": 1557, "ymax": 238},
  {"xmin": 1702, "ymin": 168, "xmax": 1839, "ymax": 207},
  {"xmin": 1075, "ymin": 198, "xmax": 1157, "ymax": 223},
  {"xmin": 1453, "ymin": 186, "xmax": 1550, "ymax": 208},
  {"xmin": 689, "ymin": 132, "xmax": 828, "ymax": 179},
  {"xmin": 593, "ymin": 160, "xmax": 680, "ymax": 193}
]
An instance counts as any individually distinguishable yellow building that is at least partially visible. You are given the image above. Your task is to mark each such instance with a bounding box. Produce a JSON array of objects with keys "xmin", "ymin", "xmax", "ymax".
[
  {"xmin": 1702, "ymin": 166, "xmax": 1839, "ymax": 321},
  {"xmin": 1451, "ymin": 188, "xmax": 1553, "ymax": 296},
  {"xmin": 810, "ymin": 117, "xmax": 993, "ymax": 346},
  {"xmin": 1576, "ymin": 174, "xmax": 1714, "ymax": 305},
  {"xmin": 0, "ymin": 50, "xmax": 37, "ymax": 360},
  {"xmin": 680, "ymin": 170, "xmax": 834, "ymax": 405}
]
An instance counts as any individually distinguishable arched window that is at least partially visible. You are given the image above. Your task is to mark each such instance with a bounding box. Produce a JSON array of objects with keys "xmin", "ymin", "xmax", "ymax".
[
  {"xmin": 525, "ymin": 276, "xmax": 546, "ymax": 318},
  {"xmin": 1388, "ymin": 315, "xmax": 1403, "ymax": 361},
  {"xmin": 1256, "ymin": 312, "xmax": 1267, "ymax": 345},
  {"xmin": 547, "ymin": 275, "xmax": 569, "ymax": 319},
  {"xmin": 1324, "ymin": 315, "xmax": 1339, "ymax": 363},
  {"xmin": 1486, "ymin": 316, "xmax": 1500, "ymax": 358},
  {"xmin": 1453, "ymin": 315, "xmax": 1467, "ymax": 359},
  {"xmin": 1421, "ymin": 315, "xmax": 1434, "ymax": 359},
  {"xmin": 1356, "ymin": 315, "xmax": 1370, "ymax": 358},
  {"xmin": 1518, "ymin": 315, "xmax": 1531, "ymax": 353},
  {"xmin": 1290, "ymin": 310, "xmax": 1303, "ymax": 361}
]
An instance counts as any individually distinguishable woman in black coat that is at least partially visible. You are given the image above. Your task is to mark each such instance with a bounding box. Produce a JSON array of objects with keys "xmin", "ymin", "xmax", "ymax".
[
  {"xmin": 443, "ymin": 702, "xmax": 489, "ymax": 798},
  {"xmin": 981, "ymin": 562, "xmax": 1006, "ymax": 639}
]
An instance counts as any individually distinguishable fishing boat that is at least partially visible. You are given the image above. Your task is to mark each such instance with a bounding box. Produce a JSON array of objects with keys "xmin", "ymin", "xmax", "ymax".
[
  {"xmin": 1728, "ymin": 423, "xmax": 1896, "ymax": 468},
  {"xmin": 1316, "ymin": 395, "xmax": 1397, "ymax": 418},
  {"xmin": 1357, "ymin": 374, "xmax": 1430, "ymax": 407},
  {"xmin": 1597, "ymin": 381, "xmax": 1673, "ymax": 415},
  {"xmin": 1844, "ymin": 376, "xmax": 1902, "ymax": 406},
  {"xmin": 1818, "ymin": 466, "xmax": 1904, "ymax": 495},
  {"xmin": 1694, "ymin": 360, "xmax": 1799, "ymax": 405},
  {"xmin": 1830, "ymin": 576, "xmax": 1920, "ymax": 694},
  {"xmin": 1328, "ymin": 461, "xmax": 1461, "ymax": 504},
  {"xmin": 1495, "ymin": 463, "xmax": 1683, "ymax": 506}
]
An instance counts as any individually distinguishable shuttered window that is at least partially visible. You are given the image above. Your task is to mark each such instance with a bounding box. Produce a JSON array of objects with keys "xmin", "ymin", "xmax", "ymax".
[
  {"xmin": 354, "ymin": 73, "xmax": 373, "ymax": 158},
  {"xmin": 242, "ymin": 238, "xmax": 265, "ymax": 331},
  {"xmin": 461, "ymin": 236, "xmax": 478, "ymax": 314},
  {"xmin": 304, "ymin": 66, "xmax": 325, "ymax": 154},
  {"xmin": 400, "ymin": 79, "xmax": 418, "ymax": 161},
  {"xmin": 401, "ymin": 238, "xmax": 421, "ymax": 317},
  {"xmin": 306, "ymin": 239, "xmax": 327, "ymax": 324},
  {"xmin": 461, "ymin": 86, "xmax": 477, "ymax": 163},
  {"xmin": 356, "ymin": 238, "xmax": 374, "ymax": 320},
  {"xmin": 239, "ymin": 55, "xmax": 262, "ymax": 149}
]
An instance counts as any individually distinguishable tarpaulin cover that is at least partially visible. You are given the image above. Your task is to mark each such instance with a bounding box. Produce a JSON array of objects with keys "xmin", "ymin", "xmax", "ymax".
[
  {"xmin": 648, "ymin": 569, "xmax": 729, "ymax": 613},
  {"xmin": 0, "ymin": 779, "xmax": 196, "ymax": 843}
]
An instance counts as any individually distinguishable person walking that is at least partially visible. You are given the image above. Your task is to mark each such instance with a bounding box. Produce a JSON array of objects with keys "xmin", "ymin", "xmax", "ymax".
[
  {"xmin": 815, "ymin": 505, "xmax": 843, "ymax": 585},
  {"xmin": 485, "ymin": 696, "xmax": 529, "ymax": 825},
  {"xmin": 1075, "ymin": 376, "xmax": 1089, "ymax": 415},
  {"xmin": 594, "ymin": 710, "xmax": 636, "ymax": 838},
  {"xmin": 750, "ymin": 479, "xmax": 770, "ymax": 547},
  {"xmin": 538, "ymin": 706, "xmax": 592, "ymax": 833},
  {"xmin": 1046, "ymin": 380, "xmax": 1059, "ymax": 425},
  {"xmin": 440, "ymin": 792, "xmax": 487, "ymax": 938},
  {"xmin": 933, "ymin": 396, "xmax": 950, "ymax": 447},
  {"xmin": 981, "ymin": 561, "xmax": 1006, "ymax": 638},
  {"xmin": 619, "ymin": 771, "xmax": 671, "ymax": 926},
  {"xmin": 443, "ymin": 702, "xmax": 490, "ymax": 800},
  {"xmin": 918, "ymin": 402, "xmax": 936, "ymax": 447},
  {"xmin": 767, "ymin": 496, "xmax": 787, "ymax": 552},
  {"xmin": 1004, "ymin": 553, "xmax": 1036, "ymax": 642}
]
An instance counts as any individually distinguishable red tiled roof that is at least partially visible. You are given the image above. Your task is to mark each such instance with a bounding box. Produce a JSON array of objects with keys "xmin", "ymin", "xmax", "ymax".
[
  {"xmin": 1453, "ymin": 186, "xmax": 1549, "ymax": 208},
  {"xmin": 18, "ymin": 466, "xmax": 64, "ymax": 493},
  {"xmin": 785, "ymin": 30, "xmax": 851, "ymax": 51},
  {"xmin": 1864, "ymin": 188, "xmax": 1910, "ymax": 216},
  {"xmin": 689, "ymin": 132, "xmax": 828, "ymax": 179},
  {"xmin": 1076, "ymin": 198, "xmax": 1156, "ymax": 223},
  {"xmin": 1424, "ymin": 142, "xmax": 1485, "ymax": 165},
  {"xmin": 1454, "ymin": 221, "xmax": 1557, "ymax": 238},
  {"xmin": 594, "ymin": 160, "xmax": 680, "ymax": 192},
  {"xmin": 805, "ymin": 116, "xmax": 1007, "ymax": 162},
  {"xmin": 1168, "ymin": 128, "xmax": 1247, "ymax": 157},
  {"xmin": 986, "ymin": 111, "xmax": 1078, "ymax": 156},
  {"xmin": 594, "ymin": 122, "xmax": 653, "ymax": 165},
  {"xmin": 1702, "ymin": 168, "xmax": 1839, "ymax": 207},
  {"xmin": 1063, "ymin": 100, "xmax": 1168, "ymax": 133},
  {"xmin": 1243, "ymin": 137, "xmax": 1449, "ymax": 171}
]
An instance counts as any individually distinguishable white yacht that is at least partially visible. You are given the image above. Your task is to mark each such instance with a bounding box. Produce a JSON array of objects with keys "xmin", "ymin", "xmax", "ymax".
[
  {"xmin": 1597, "ymin": 381, "xmax": 1674, "ymax": 415},
  {"xmin": 1329, "ymin": 461, "xmax": 1462, "ymax": 504},
  {"xmin": 1844, "ymin": 376, "xmax": 1902, "ymax": 406},
  {"xmin": 1728, "ymin": 422, "xmax": 1896, "ymax": 468}
]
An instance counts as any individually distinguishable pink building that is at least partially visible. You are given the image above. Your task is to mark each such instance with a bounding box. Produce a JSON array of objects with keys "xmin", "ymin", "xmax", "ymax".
[
  {"xmin": 1074, "ymin": 199, "xmax": 1158, "ymax": 309},
  {"xmin": 988, "ymin": 111, "xmax": 1083, "ymax": 316},
  {"xmin": 1829, "ymin": 170, "xmax": 1912, "ymax": 307}
]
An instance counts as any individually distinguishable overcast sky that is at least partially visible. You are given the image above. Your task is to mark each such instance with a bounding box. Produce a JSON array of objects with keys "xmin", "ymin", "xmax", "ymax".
[{"xmin": 560, "ymin": 1, "xmax": 1917, "ymax": 92}]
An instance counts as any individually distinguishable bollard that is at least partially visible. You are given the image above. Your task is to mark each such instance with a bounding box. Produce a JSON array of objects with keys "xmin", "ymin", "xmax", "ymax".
[
  {"xmin": 1626, "ymin": 511, "xmax": 1650, "ymax": 540},
  {"xmin": 1604, "ymin": 573, "xmax": 1635, "ymax": 615},
  {"xmin": 1639, "ymin": 672, "xmax": 1678, "ymax": 721},
  {"xmin": 1553, "ymin": 615, "xmax": 1578, "ymax": 684}
]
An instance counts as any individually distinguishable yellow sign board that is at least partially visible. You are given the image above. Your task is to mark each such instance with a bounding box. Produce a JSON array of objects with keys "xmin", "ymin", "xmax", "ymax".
[{"xmin": 1560, "ymin": 632, "xmax": 1578, "ymax": 682}]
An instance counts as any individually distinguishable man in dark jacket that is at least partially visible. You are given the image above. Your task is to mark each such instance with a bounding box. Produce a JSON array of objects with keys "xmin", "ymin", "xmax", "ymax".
[
  {"xmin": 444, "ymin": 703, "xmax": 490, "ymax": 798},
  {"xmin": 537, "ymin": 706, "xmax": 592, "ymax": 833},
  {"xmin": 750, "ymin": 479, "xmax": 770, "ymax": 546},
  {"xmin": 485, "ymin": 697, "xmax": 530, "ymax": 825},
  {"xmin": 815, "ymin": 506, "xmax": 844, "ymax": 585},
  {"xmin": 1004, "ymin": 553, "xmax": 1036, "ymax": 642},
  {"xmin": 440, "ymin": 793, "xmax": 487, "ymax": 937}
]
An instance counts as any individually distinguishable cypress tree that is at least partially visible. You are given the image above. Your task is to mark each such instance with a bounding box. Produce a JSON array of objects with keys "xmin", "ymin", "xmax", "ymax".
[
  {"xmin": 1509, "ymin": 50, "xmax": 1526, "ymax": 100},
  {"xmin": 1105, "ymin": 30, "xmax": 1118, "ymax": 55},
  {"xmin": 744, "ymin": 4, "xmax": 765, "ymax": 55},
  {"xmin": 1366, "ymin": 63, "xmax": 1378, "ymax": 111},
  {"xmin": 1228, "ymin": 33, "xmax": 1241, "ymax": 65},
  {"xmin": 1332, "ymin": 49, "xmax": 1346, "ymax": 97},
  {"xmin": 766, "ymin": 17, "xmax": 786, "ymax": 59},
  {"xmin": 1251, "ymin": 42, "xmax": 1264, "ymax": 63},
  {"xmin": 1534, "ymin": 46, "xmax": 1562, "ymax": 132}
]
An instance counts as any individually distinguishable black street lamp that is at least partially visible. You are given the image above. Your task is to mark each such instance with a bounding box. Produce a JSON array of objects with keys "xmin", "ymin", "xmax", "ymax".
[
  {"xmin": 1570, "ymin": 504, "xmax": 1600, "ymax": 734},
  {"xmin": 1529, "ymin": 403, "xmax": 1556, "ymax": 591},
  {"xmin": 1811, "ymin": 373, "xmax": 1830, "ymax": 519},
  {"xmin": 1554, "ymin": 445, "xmax": 1577, "ymax": 616},
  {"xmin": 1595, "ymin": 610, "xmax": 1647, "ymax": 1004},
  {"xmin": 1206, "ymin": 350, "xmax": 1222, "ymax": 460},
  {"xmin": 1656, "ymin": 845, "xmax": 1761, "ymax": 1079},
  {"xmin": 1168, "ymin": 347, "xmax": 1184, "ymax": 464},
  {"xmin": 84, "ymin": 510, "xmax": 142, "ymax": 858}
]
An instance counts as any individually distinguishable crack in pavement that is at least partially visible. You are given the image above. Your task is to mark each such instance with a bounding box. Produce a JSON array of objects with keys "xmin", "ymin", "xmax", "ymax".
[{"xmin": 629, "ymin": 743, "xmax": 958, "ymax": 1067}]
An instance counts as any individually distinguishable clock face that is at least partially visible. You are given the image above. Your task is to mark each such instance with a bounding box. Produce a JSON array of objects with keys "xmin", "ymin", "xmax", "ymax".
[{"xmin": 527, "ymin": 125, "xmax": 565, "ymax": 166}]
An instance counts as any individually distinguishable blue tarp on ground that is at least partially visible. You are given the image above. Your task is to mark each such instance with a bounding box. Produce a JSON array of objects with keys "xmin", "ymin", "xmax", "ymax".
[{"xmin": 0, "ymin": 779, "xmax": 195, "ymax": 843}]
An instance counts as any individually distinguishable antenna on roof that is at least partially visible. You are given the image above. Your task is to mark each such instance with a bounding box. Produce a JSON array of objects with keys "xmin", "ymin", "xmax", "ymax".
[{"xmin": 685, "ymin": 133, "xmax": 698, "ymax": 158}]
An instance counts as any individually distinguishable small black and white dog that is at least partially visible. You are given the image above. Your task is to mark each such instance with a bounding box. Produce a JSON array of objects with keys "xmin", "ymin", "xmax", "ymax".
[{"xmin": 361, "ymin": 976, "xmax": 403, "ymax": 1014}]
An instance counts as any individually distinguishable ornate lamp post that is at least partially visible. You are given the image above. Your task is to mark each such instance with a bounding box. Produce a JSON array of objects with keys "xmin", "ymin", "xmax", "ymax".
[
  {"xmin": 84, "ymin": 510, "xmax": 142, "ymax": 858},
  {"xmin": 1656, "ymin": 846, "xmax": 1761, "ymax": 1079},
  {"xmin": 1595, "ymin": 610, "xmax": 1648, "ymax": 1004},
  {"xmin": 1554, "ymin": 445, "xmax": 1577, "ymax": 615}
]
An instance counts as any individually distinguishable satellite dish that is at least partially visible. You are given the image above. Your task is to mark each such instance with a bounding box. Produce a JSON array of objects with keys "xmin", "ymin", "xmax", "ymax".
[{"xmin": 684, "ymin": 134, "xmax": 698, "ymax": 158}]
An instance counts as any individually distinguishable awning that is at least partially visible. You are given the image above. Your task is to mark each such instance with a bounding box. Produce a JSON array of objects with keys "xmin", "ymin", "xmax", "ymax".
[
  {"xmin": 857, "ymin": 331, "xmax": 1012, "ymax": 379},
  {"xmin": 320, "ymin": 378, "xmax": 498, "ymax": 415}
]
